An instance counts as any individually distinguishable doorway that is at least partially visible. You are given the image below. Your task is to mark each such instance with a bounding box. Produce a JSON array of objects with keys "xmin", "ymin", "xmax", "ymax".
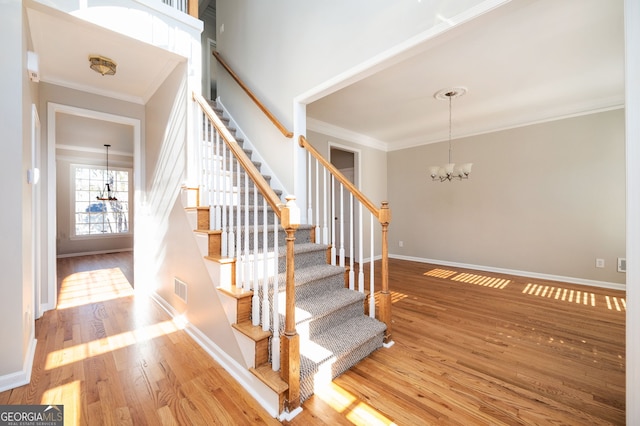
[
  {"xmin": 329, "ymin": 144, "xmax": 359, "ymax": 264},
  {"xmin": 46, "ymin": 103, "xmax": 141, "ymax": 312}
]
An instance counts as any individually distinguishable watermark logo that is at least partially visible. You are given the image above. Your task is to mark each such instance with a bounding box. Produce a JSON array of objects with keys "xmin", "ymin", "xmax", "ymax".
[{"xmin": 0, "ymin": 405, "xmax": 63, "ymax": 426}]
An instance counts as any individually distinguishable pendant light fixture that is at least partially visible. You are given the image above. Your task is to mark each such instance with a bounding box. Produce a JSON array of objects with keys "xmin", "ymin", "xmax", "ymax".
[
  {"xmin": 429, "ymin": 87, "xmax": 472, "ymax": 182},
  {"xmin": 97, "ymin": 144, "xmax": 117, "ymax": 201}
]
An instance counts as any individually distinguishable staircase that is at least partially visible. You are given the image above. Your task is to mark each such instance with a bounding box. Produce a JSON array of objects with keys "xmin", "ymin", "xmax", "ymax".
[{"xmin": 187, "ymin": 100, "xmax": 386, "ymax": 409}]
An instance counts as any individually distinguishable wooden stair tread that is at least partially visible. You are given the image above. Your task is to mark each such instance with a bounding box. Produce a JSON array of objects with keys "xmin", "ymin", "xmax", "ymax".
[
  {"xmin": 250, "ymin": 365, "xmax": 288, "ymax": 394},
  {"xmin": 185, "ymin": 206, "xmax": 210, "ymax": 212},
  {"xmin": 217, "ymin": 285, "xmax": 253, "ymax": 299},
  {"xmin": 232, "ymin": 322, "xmax": 271, "ymax": 341},
  {"xmin": 194, "ymin": 229, "xmax": 222, "ymax": 235}
]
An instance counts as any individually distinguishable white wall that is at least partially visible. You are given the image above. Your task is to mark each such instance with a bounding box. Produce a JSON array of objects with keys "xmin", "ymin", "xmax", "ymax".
[
  {"xmin": 0, "ymin": 1, "xmax": 37, "ymax": 389},
  {"xmin": 139, "ymin": 62, "xmax": 245, "ymax": 365},
  {"xmin": 388, "ymin": 109, "xmax": 626, "ymax": 286},
  {"xmin": 625, "ymin": 0, "xmax": 640, "ymax": 420}
]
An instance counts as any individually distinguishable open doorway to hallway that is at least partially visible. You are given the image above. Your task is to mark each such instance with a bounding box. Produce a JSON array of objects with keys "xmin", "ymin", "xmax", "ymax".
[{"xmin": 47, "ymin": 103, "xmax": 141, "ymax": 313}]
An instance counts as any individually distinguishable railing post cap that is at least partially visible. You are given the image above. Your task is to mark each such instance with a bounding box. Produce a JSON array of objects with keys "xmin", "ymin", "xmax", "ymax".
[{"xmin": 282, "ymin": 195, "xmax": 301, "ymax": 228}]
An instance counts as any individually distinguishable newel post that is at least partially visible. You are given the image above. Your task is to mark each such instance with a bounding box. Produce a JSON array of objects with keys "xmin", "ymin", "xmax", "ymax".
[
  {"xmin": 379, "ymin": 201, "xmax": 393, "ymax": 344},
  {"xmin": 188, "ymin": 0, "xmax": 198, "ymax": 18},
  {"xmin": 280, "ymin": 196, "xmax": 301, "ymax": 412}
]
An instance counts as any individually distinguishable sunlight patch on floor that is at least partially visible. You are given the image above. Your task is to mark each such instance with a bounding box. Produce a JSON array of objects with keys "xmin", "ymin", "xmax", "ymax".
[
  {"xmin": 372, "ymin": 290, "xmax": 408, "ymax": 305},
  {"xmin": 605, "ymin": 295, "xmax": 626, "ymax": 311},
  {"xmin": 523, "ymin": 283, "xmax": 625, "ymax": 311},
  {"xmin": 44, "ymin": 319, "xmax": 179, "ymax": 370},
  {"xmin": 423, "ymin": 268, "xmax": 457, "ymax": 279},
  {"xmin": 41, "ymin": 380, "xmax": 80, "ymax": 425},
  {"xmin": 424, "ymin": 269, "xmax": 509, "ymax": 289},
  {"xmin": 451, "ymin": 273, "xmax": 510, "ymax": 289},
  {"xmin": 58, "ymin": 267, "xmax": 133, "ymax": 309},
  {"xmin": 314, "ymin": 381, "xmax": 397, "ymax": 426}
]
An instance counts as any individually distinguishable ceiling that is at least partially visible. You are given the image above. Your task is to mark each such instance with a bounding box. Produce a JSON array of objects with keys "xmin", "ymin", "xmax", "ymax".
[
  {"xmin": 25, "ymin": 0, "xmax": 624, "ymax": 153},
  {"xmin": 306, "ymin": 0, "xmax": 625, "ymax": 151},
  {"xmin": 26, "ymin": 2, "xmax": 185, "ymax": 105}
]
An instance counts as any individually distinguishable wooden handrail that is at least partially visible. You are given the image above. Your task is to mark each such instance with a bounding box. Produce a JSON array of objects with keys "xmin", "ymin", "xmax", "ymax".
[
  {"xmin": 212, "ymin": 51, "xmax": 293, "ymax": 139},
  {"xmin": 193, "ymin": 92, "xmax": 285, "ymax": 215},
  {"xmin": 299, "ymin": 136, "xmax": 382, "ymax": 221}
]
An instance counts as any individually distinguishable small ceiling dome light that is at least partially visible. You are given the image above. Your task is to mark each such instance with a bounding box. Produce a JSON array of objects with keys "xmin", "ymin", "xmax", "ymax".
[{"xmin": 89, "ymin": 55, "xmax": 117, "ymax": 76}]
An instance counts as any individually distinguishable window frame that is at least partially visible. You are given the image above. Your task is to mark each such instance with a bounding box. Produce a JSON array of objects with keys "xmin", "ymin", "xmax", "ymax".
[{"xmin": 69, "ymin": 163, "xmax": 133, "ymax": 239}]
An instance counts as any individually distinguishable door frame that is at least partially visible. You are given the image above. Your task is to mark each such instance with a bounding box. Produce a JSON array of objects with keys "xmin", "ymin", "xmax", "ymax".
[{"xmin": 45, "ymin": 103, "xmax": 142, "ymax": 312}]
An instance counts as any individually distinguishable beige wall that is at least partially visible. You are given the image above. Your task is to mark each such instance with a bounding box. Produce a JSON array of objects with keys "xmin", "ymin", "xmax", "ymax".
[{"xmin": 388, "ymin": 109, "xmax": 626, "ymax": 285}]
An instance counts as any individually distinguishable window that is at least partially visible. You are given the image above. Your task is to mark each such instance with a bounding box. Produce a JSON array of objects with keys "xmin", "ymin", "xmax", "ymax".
[{"xmin": 72, "ymin": 164, "xmax": 131, "ymax": 237}]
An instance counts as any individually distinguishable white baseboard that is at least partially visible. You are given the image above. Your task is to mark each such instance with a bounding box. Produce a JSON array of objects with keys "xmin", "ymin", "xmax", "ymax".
[
  {"xmin": 0, "ymin": 338, "xmax": 37, "ymax": 393},
  {"xmin": 390, "ymin": 254, "xmax": 626, "ymax": 291},
  {"xmin": 148, "ymin": 291, "xmax": 281, "ymax": 418},
  {"xmin": 57, "ymin": 248, "xmax": 133, "ymax": 258}
]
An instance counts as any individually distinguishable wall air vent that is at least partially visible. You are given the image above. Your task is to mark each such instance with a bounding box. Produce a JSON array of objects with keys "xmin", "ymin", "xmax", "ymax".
[{"xmin": 174, "ymin": 278, "xmax": 188, "ymax": 302}]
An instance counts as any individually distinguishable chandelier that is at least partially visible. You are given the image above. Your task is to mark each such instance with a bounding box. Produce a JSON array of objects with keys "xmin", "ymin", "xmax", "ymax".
[
  {"xmin": 97, "ymin": 144, "xmax": 117, "ymax": 201},
  {"xmin": 429, "ymin": 87, "xmax": 472, "ymax": 182}
]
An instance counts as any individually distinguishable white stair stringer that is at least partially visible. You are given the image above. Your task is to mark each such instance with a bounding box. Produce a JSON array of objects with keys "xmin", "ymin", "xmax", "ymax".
[{"xmin": 180, "ymin": 189, "xmax": 282, "ymax": 416}]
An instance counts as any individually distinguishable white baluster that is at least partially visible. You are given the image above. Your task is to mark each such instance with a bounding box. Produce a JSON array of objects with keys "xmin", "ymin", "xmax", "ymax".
[
  {"xmin": 235, "ymin": 162, "xmax": 243, "ymax": 287},
  {"xmin": 252, "ymin": 183, "xmax": 259, "ymax": 326},
  {"xmin": 213, "ymin": 132, "xmax": 221, "ymax": 230},
  {"xmin": 339, "ymin": 183, "xmax": 345, "ymax": 268},
  {"xmin": 307, "ymin": 152, "xmax": 312, "ymax": 228},
  {"xmin": 243, "ymin": 174, "xmax": 250, "ymax": 292},
  {"xmin": 358, "ymin": 202, "xmax": 364, "ymax": 293},
  {"xmin": 315, "ymin": 158, "xmax": 320, "ymax": 243},
  {"xmin": 262, "ymin": 197, "xmax": 269, "ymax": 331},
  {"xmin": 271, "ymin": 214, "xmax": 280, "ymax": 371},
  {"xmin": 369, "ymin": 214, "xmax": 375, "ymax": 318},
  {"xmin": 349, "ymin": 193, "xmax": 354, "ymax": 290},
  {"xmin": 220, "ymin": 142, "xmax": 228, "ymax": 256},
  {"xmin": 228, "ymin": 156, "xmax": 235, "ymax": 258},
  {"xmin": 322, "ymin": 168, "xmax": 328, "ymax": 245},
  {"xmin": 330, "ymin": 175, "xmax": 336, "ymax": 266}
]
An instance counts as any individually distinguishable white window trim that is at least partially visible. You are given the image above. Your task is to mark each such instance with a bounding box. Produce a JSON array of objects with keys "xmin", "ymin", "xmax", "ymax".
[{"xmin": 70, "ymin": 163, "xmax": 133, "ymax": 240}]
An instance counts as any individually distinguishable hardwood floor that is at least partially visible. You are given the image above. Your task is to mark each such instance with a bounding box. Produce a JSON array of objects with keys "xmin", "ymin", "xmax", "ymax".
[
  {"xmin": 0, "ymin": 254, "xmax": 625, "ymax": 425},
  {"xmin": 0, "ymin": 252, "xmax": 280, "ymax": 425},
  {"xmin": 286, "ymin": 258, "xmax": 626, "ymax": 426}
]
